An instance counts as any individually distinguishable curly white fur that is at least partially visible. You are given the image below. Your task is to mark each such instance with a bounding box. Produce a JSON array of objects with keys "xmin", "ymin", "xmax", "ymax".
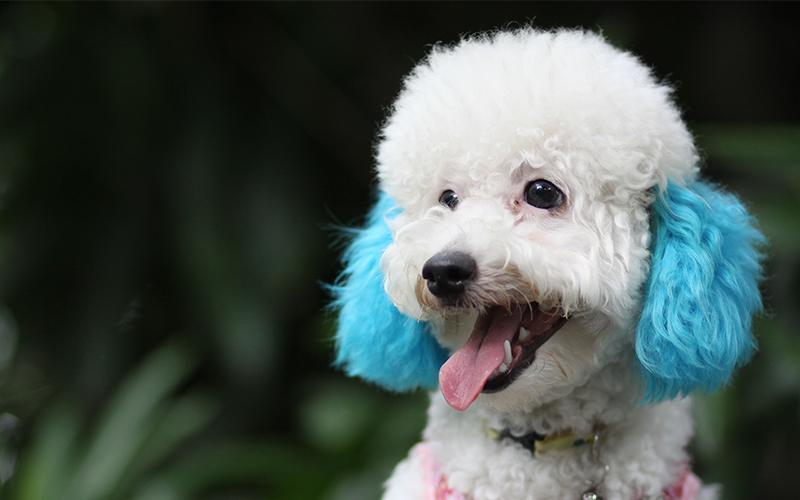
[{"xmin": 373, "ymin": 29, "xmax": 720, "ymax": 500}]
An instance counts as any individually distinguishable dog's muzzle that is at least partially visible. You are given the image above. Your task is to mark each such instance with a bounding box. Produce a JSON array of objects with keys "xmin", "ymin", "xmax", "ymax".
[
  {"xmin": 420, "ymin": 250, "xmax": 568, "ymax": 411},
  {"xmin": 422, "ymin": 251, "xmax": 477, "ymax": 299}
]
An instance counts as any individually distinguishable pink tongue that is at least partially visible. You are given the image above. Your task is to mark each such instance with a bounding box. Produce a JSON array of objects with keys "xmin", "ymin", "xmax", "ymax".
[{"xmin": 439, "ymin": 306, "xmax": 523, "ymax": 411}]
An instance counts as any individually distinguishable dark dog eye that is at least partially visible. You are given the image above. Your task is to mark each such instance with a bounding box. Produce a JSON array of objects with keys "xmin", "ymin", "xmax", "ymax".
[
  {"xmin": 439, "ymin": 190, "xmax": 459, "ymax": 210},
  {"xmin": 524, "ymin": 180, "xmax": 564, "ymax": 209}
]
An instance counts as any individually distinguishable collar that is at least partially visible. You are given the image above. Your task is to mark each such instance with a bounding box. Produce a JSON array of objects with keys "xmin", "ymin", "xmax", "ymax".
[{"xmin": 486, "ymin": 426, "xmax": 603, "ymax": 457}]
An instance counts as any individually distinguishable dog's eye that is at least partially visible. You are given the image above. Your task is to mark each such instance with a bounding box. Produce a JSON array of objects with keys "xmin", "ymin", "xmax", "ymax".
[
  {"xmin": 524, "ymin": 180, "xmax": 564, "ymax": 209},
  {"xmin": 439, "ymin": 190, "xmax": 460, "ymax": 210}
]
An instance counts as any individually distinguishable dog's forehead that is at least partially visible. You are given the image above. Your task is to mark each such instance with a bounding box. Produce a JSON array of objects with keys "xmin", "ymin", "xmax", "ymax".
[{"xmin": 376, "ymin": 30, "xmax": 698, "ymax": 210}]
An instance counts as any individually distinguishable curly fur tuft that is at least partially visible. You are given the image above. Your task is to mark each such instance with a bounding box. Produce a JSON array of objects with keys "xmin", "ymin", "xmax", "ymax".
[{"xmin": 637, "ymin": 180, "xmax": 765, "ymax": 401}]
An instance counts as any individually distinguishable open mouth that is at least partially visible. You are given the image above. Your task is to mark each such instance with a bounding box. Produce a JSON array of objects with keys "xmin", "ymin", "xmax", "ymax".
[{"xmin": 438, "ymin": 302, "xmax": 567, "ymax": 411}]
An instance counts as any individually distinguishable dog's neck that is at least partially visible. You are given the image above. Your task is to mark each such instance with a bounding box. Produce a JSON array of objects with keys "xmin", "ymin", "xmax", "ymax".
[
  {"xmin": 460, "ymin": 353, "xmax": 642, "ymax": 439},
  {"xmin": 512, "ymin": 359, "xmax": 637, "ymax": 435}
]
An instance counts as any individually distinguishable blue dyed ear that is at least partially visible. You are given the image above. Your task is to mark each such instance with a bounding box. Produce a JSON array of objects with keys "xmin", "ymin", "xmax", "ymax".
[
  {"xmin": 331, "ymin": 192, "xmax": 448, "ymax": 391},
  {"xmin": 637, "ymin": 180, "xmax": 765, "ymax": 402}
]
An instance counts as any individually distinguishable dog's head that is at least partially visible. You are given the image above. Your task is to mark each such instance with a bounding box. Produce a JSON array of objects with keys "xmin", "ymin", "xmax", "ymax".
[{"xmin": 332, "ymin": 29, "xmax": 763, "ymax": 413}]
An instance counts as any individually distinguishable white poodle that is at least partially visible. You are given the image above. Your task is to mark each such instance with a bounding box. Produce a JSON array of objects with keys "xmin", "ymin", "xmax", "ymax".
[{"xmin": 332, "ymin": 29, "xmax": 763, "ymax": 500}]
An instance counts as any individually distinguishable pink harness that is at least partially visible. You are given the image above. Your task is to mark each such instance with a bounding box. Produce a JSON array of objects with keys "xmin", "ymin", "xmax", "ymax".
[
  {"xmin": 413, "ymin": 443, "xmax": 702, "ymax": 500},
  {"xmin": 415, "ymin": 443, "xmax": 466, "ymax": 500}
]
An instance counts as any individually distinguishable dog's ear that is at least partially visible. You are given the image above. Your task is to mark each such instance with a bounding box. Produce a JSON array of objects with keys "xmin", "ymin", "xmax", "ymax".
[
  {"xmin": 331, "ymin": 191, "xmax": 448, "ymax": 391},
  {"xmin": 636, "ymin": 180, "xmax": 765, "ymax": 402}
]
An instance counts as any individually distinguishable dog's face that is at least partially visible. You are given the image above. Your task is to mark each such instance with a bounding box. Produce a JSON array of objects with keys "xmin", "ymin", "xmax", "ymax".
[
  {"xmin": 380, "ymin": 158, "xmax": 650, "ymax": 412},
  {"xmin": 332, "ymin": 30, "xmax": 761, "ymax": 414},
  {"xmin": 377, "ymin": 31, "xmax": 696, "ymax": 412}
]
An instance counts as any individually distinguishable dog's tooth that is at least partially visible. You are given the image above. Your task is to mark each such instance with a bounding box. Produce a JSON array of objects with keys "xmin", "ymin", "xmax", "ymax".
[
  {"xmin": 519, "ymin": 327, "xmax": 531, "ymax": 341},
  {"xmin": 498, "ymin": 362, "xmax": 508, "ymax": 373},
  {"xmin": 503, "ymin": 340, "xmax": 513, "ymax": 365}
]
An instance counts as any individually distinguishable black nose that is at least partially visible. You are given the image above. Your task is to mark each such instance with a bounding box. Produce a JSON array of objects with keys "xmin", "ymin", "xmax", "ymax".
[{"xmin": 422, "ymin": 251, "xmax": 477, "ymax": 298}]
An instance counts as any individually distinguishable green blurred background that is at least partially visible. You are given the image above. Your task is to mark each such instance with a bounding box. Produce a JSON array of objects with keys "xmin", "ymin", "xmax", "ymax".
[{"xmin": 0, "ymin": 2, "xmax": 797, "ymax": 499}]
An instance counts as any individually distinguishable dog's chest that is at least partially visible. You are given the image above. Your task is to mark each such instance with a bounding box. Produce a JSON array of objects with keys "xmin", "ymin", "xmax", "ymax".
[{"xmin": 418, "ymin": 396, "xmax": 696, "ymax": 500}]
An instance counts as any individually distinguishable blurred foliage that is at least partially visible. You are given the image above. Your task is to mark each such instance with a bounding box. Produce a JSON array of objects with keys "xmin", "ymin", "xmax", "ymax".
[{"xmin": 0, "ymin": 2, "xmax": 795, "ymax": 500}]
